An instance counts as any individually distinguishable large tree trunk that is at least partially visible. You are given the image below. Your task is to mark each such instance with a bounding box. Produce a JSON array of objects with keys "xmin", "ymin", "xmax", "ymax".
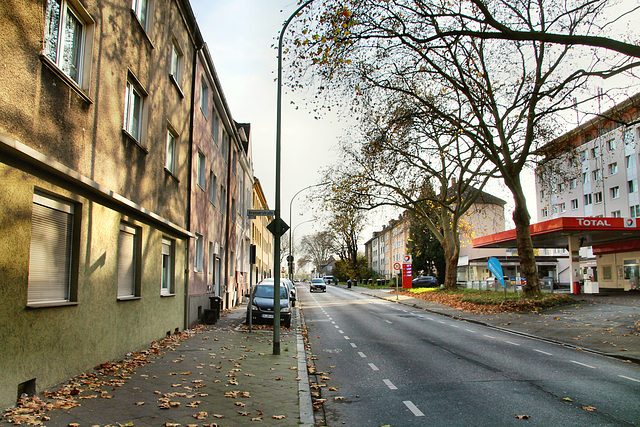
[
  {"xmin": 507, "ymin": 176, "xmax": 541, "ymax": 297},
  {"xmin": 441, "ymin": 237, "xmax": 459, "ymax": 290}
]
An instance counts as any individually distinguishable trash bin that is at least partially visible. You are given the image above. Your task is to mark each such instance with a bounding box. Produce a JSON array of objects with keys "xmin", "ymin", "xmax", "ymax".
[{"xmin": 210, "ymin": 296, "xmax": 222, "ymax": 322}]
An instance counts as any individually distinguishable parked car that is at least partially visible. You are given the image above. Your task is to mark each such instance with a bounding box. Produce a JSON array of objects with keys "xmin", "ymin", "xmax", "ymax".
[
  {"xmin": 261, "ymin": 278, "xmax": 296, "ymax": 306},
  {"xmin": 246, "ymin": 282, "xmax": 291, "ymax": 328},
  {"xmin": 412, "ymin": 276, "xmax": 439, "ymax": 287},
  {"xmin": 322, "ymin": 275, "xmax": 335, "ymax": 284},
  {"xmin": 310, "ymin": 278, "xmax": 327, "ymax": 292}
]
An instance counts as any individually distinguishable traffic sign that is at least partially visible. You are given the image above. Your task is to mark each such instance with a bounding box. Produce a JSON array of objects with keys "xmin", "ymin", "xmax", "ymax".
[
  {"xmin": 393, "ymin": 262, "xmax": 401, "ymax": 270},
  {"xmin": 247, "ymin": 209, "xmax": 276, "ymax": 219},
  {"xmin": 266, "ymin": 218, "xmax": 289, "ymax": 237}
]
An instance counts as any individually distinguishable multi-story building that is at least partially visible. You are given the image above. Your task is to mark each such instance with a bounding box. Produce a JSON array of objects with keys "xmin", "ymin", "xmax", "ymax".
[
  {"xmin": 536, "ymin": 93, "xmax": 640, "ymax": 290},
  {"xmin": 252, "ymin": 178, "xmax": 274, "ymax": 283},
  {"xmin": 364, "ymin": 185, "xmax": 508, "ymax": 282},
  {"xmin": 0, "ymin": 0, "xmax": 201, "ymax": 408}
]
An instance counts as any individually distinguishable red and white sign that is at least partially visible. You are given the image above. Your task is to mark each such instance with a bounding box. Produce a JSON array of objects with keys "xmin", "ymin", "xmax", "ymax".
[
  {"xmin": 393, "ymin": 262, "xmax": 401, "ymax": 271},
  {"xmin": 402, "ymin": 255, "xmax": 412, "ymax": 289}
]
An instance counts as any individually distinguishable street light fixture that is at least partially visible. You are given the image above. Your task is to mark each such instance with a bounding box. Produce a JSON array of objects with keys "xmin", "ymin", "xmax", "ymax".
[
  {"xmin": 272, "ymin": 0, "xmax": 315, "ymax": 355},
  {"xmin": 288, "ymin": 182, "xmax": 330, "ymax": 280}
]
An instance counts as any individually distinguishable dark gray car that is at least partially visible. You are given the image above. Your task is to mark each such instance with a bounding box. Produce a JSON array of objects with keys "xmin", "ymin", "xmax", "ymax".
[
  {"xmin": 412, "ymin": 276, "xmax": 439, "ymax": 287},
  {"xmin": 246, "ymin": 282, "xmax": 291, "ymax": 328}
]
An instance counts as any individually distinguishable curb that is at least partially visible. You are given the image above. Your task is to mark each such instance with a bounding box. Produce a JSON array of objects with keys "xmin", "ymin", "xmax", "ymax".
[
  {"xmin": 296, "ymin": 306, "xmax": 314, "ymax": 426},
  {"xmin": 346, "ymin": 287, "xmax": 640, "ymax": 365}
]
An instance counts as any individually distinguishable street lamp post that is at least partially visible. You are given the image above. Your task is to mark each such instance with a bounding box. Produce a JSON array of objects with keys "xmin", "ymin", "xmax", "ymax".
[
  {"xmin": 289, "ymin": 217, "xmax": 318, "ymax": 280},
  {"xmin": 273, "ymin": 0, "xmax": 315, "ymax": 355},
  {"xmin": 288, "ymin": 182, "xmax": 329, "ymax": 281}
]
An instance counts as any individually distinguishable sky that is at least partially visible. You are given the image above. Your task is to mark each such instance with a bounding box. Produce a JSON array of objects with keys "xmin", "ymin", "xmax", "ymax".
[
  {"xmin": 190, "ymin": 0, "xmax": 348, "ymax": 244},
  {"xmin": 188, "ymin": 0, "xmax": 638, "ymax": 250}
]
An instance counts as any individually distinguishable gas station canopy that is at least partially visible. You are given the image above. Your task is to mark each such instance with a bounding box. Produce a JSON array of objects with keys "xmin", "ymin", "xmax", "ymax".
[{"xmin": 473, "ymin": 217, "xmax": 640, "ymax": 250}]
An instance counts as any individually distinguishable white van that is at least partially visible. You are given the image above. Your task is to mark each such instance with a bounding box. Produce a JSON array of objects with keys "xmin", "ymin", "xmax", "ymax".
[{"xmin": 323, "ymin": 276, "xmax": 334, "ymax": 284}]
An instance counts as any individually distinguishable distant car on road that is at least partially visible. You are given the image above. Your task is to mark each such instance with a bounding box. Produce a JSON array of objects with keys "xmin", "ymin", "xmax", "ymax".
[
  {"xmin": 246, "ymin": 282, "xmax": 291, "ymax": 328},
  {"xmin": 310, "ymin": 278, "xmax": 327, "ymax": 292},
  {"xmin": 322, "ymin": 275, "xmax": 334, "ymax": 284},
  {"xmin": 412, "ymin": 276, "xmax": 439, "ymax": 287}
]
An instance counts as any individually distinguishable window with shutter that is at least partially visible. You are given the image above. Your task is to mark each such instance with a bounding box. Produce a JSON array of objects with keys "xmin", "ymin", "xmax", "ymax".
[
  {"xmin": 161, "ymin": 238, "xmax": 173, "ymax": 295},
  {"xmin": 27, "ymin": 193, "xmax": 75, "ymax": 305}
]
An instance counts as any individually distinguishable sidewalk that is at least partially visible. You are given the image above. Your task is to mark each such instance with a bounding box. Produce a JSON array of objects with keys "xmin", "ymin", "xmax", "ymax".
[
  {"xmin": 2, "ymin": 306, "xmax": 313, "ymax": 427},
  {"xmin": 341, "ymin": 284, "xmax": 640, "ymax": 363}
]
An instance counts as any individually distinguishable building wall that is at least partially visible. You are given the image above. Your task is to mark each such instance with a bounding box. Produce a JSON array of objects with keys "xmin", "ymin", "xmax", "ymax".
[
  {"xmin": 0, "ymin": 0, "xmax": 197, "ymax": 408},
  {"xmin": 252, "ymin": 179, "xmax": 273, "ymax": 283},
  {"xmin": 536, "ymin": 94, "xmax": 640, "ymax": 290}
]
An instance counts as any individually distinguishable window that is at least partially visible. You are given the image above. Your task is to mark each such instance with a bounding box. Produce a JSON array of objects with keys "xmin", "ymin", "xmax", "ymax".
[
  {"xmin": 211, "ymin": 111, "xmax": 220, "ymax": 143},
  {"xmin": 592, "ymin": 170, "xmax": 600, "ymax": 181},
  {"xmin": 27, "ymin": 192, "xmax": 76, "ymax": 305},
  {"xmin": 220, "ymin": 185, "xmax": 226, "ymax": 214},
  {"xmin": 629, "ymin": 180, "xmax": 637, "ymax": 193},
  {"xmin": 232, "ymin": 149, "xmax": 237, "ymax": 174},
  {"xmin": 230, "ymin": 251, "xmax": 235, "ymax": 276},
  {"xmin": 607, "ymin": 139, "xmax": 616, "ymax": 151},
  {"xmin": 626, "ymin": 155, "xmax": 635, "ymax": 169},
  {"xmin": 541, "ymin": 207, "xmax": 548, "ymax": 217},
  {"xmin": 612, "ymin": 211, "xmax": 621, "ymax": 218},
  {"xmin": 631, "ymin": 205, "xmax": 640, "ymax": 218},
  {"xmin": 591, "ymin": 146, "xmax": 600, "ymax": 158},
  {"xmin": 559, "ymin": 202, "xmax": 566, "ymax": 212},
  {"xmin": 200, "ymin": 76, "xmax": 209, "ymax": 118},
  {"xmin": 208, "ymin": 242, "xmax": 214, "ymax": 284},
  {"xmin": 195, "ymin": 233, "xmax": 204, "ymax": 272},
  {"xmin": 594, "ymin": 192, "xmax": 603, "ymax": 204},
  {"xmin": 132, "ymin": 0, "xmax": 149, "ymax": 30},
  {"xmin": 580, "ymin": 151, "xmax": 586, "ymax": 162},
  {"xmin": 582, "ymin": 172, "xmax": 589, "ymax": 184},
  {"xmin": 611, "ymin": 186, "xmax": 620, "ymax": 199},
  {"xmin": 608, "ymin": 162, "xmax": 618, "ymax": 175},
  {"xmin": 214, "ymin": 256, "xmax": 221, "ymax": 292},
  {"xmin": 118, "ymin": 223, "xmax": 139, "ymax": 299},
  {"xmin": 170, "ymin": 41, "xmax": 182, "ymax": 86},
  {"xmin": 44, "ymin": 0, "xmax": 92, "ymax": 87},
  {"xmin": 165, "ymin": 129, "xmax": 176, "ymax": 174},
  {"xmin": 624, "ymin": 129, "xmax": 633, "ymax": 145},
  {"xmin": 570, "ymin": 178, "xmax": 577, "ymax": 189},
  {"xmin": 222, "ymin": 130, "xmax": 229, "ymax": 160},
  {"xmin": 123, "ymin": 76, "xmax": 147, "ymax": 143},
  {"xmin": 556, "ymin": 183, "xmax": 565, "ymax": 193},
  {"xmin": 584, "ymin": 193, "xmax": 592, "ymax": 205},
  {"xmin": 209, "ymin": 172, "xmax": 217, "ymax": 204},
  {"xmin": 161, "ymin": 238, "xmax": 174, "ymax": 295},
  {"xmin": 571, "ymin": 199, "xmax": 579, "ymax": 210},
  {"xmin": 539, "ymin": 190, "xmax": 545, "ymax": 199},
  {"xmin": 197, "ymin": 151, "xmax": 206, "ymax": 189},
  {"xmin": 231, "ymin": 198, "xmax": 236, "ymax": 222}
]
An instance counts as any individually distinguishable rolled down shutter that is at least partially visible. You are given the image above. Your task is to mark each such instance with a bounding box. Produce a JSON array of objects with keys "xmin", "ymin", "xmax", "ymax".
[
  {"xmin": 27, "ymin": 193, "xmax": 73, "ymax": 304},
  {"xmin": 118, "ymin": 224, "xmax": 136, "ymax": 298}
]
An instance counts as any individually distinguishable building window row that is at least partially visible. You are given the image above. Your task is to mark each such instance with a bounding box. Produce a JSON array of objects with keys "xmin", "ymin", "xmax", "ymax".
[{"xmin": 27, "ymin": 191, "xmax": 175, "ymax": 306}]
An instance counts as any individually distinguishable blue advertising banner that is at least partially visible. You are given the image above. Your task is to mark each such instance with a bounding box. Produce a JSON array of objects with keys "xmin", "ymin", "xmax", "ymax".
[{"xmin": 488, "ymin": 257, "xmax": 505, "ymax": 288}]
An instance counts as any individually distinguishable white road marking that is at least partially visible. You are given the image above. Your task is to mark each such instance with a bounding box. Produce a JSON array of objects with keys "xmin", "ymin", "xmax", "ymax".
[
  {"xmin": 368, "ymin": 363, "xmax": 379, "ymax": 371},
  {"xmin": 505, "ymin": 341, "xmax": 520, "ymax": 346},
  {"xmin": 534, "ymin": 349, "xmax": 553, "ymax": 356},
  {"xmin": 385, "ymin": 319, "xmax": 393, "ymax": 324},
  {"xmin": 465, "ymin": 329, "xmax": 476, "ymax": 333},
  {"xmin": 358, "ymin": 352, "xmax": 367, "ymax": 358},
  {"xmin": 344, "ymin": 336, "xmax": 350, "ymax": 340},
  {"xmin": 383, "ymin": 379, "xmax": 397, "ymax": 390},
  {"xmin": 484, "ymin": 335, "xmax": 496, "ymax": 339},
  {"xmin": 350, "ymin": 343, "xmax": 357, "ymax": 348},
  {"xmin": 403, "ymin": 401, "xmax": 425, "ymax": 417},
  {"xmin": 571, "ymin": 361, "xmax": 596, "ymax": 369},
  {"xmin": 338, "ymin": 330, "xmax": 344, "ymax": 334},
  {"xmin": 619, "ymin": 375, "xmax": 640, "ymax": 383},
  {"xmin": 334, "ymin": 325, "xmax": 340, "ymax": 328},
  {"xmin": 450, "ymin": 324, "xmax": 460, "ymax": 328}
]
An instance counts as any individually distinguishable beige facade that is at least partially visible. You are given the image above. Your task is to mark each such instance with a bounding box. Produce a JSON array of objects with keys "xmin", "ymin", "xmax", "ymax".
[
  {"xmin": 0, "ymin": 0, "xmax": 202, "ymax": 408},
  {"xmin": 252, "ymin": 178, "xmax": 274, "ymax": 283}
]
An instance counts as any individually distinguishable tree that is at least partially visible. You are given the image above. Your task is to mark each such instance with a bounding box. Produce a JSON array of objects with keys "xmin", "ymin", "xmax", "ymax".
[
  {"xmin": 300, "ymin": 231, "xmax": 334, "ymax": 274},
  {"xmin": 289, "ymin": 0, "xmax": 640, "ymax": 296},
  {"xmin": 322, "ymin": 94, "xmax": 497, "ymax": 289},
  {"xmin": 407, "ymin": 208, "xmax": 446, "ymax": 283}
]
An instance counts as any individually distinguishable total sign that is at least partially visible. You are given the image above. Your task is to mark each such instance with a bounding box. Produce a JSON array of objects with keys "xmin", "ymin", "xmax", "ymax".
[{"xmin": 402, "ymin": 255, "xmax": 413, "ymax": 289}]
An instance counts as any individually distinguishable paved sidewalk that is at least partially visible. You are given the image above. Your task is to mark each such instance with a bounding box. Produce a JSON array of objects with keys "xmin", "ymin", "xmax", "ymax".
[
  {"xmin": 341, "ymin": 285, "xmax": 640, "ymax": 363},
  {"xmin": 2, "ymin": 306, "xmax": 313, "ymax": 427}
]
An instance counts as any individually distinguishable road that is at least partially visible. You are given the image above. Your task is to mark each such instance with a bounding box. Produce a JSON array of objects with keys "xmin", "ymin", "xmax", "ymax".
[{"xmin": 298, "ymin": 284, "xmax": 640, "ymax": 426}]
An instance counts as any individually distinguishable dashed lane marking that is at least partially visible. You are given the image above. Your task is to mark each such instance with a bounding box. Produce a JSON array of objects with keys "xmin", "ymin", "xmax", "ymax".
[
  {"xmin": 403, "ymin": 401, "xmax": 425, "ymax": 417},
  {"xmin": 383, "ymin": 379, "xmax": 397, "ymax": 390},
  {"xmin": 368, "ymin": 363, "xmax": 379, "ymax": 371},
  {"xmin": 571, "ymin": 361, "xmax": 596, "ymax": 369},
  {"xmin": 358, "ymin": 352, "xmax": 367, "ymax": 358}
]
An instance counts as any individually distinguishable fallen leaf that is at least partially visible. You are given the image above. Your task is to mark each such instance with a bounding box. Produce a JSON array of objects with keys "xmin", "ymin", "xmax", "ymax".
[
  {"xmin": 272, "ymin": 415, "xmax": 286, "ymax": 419},
  {"xmin": 238, "ymin": 411, "xmax": 250, "ymax": 416},
  {"xmin": 582, "ymin": 406, "xmax": 597, "ymax": 412},
  {"xmin": 193, "ymin": 411, "xmax": 208, "ymax": 419},
  {"xmin": 135, "ymin": 401, "xmax": 145, "ymax": 406},
  {"xmin": 515, "ymin": 415, "xmax": 530, "ymax": 419},
  {"xmin": 562, "ymin": 397, "xmax": 573, "ymax": 402}
]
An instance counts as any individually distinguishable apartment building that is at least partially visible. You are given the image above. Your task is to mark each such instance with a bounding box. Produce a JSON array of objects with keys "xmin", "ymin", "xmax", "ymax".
[
  {"xmin": 0, "ymin": 0, "xmax": 201, "ymax": 408},
  {"xmin": 252, "ymin": 178, "xmax": 274, "ymax": 283},
  {"xmin": 536, "ymin": 93, "xmax": 640, "ymax": 290}
]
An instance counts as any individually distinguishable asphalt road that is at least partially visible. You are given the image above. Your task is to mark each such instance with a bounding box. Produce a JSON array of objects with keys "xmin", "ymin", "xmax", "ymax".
[{"xmin": 299, "ymin": 284, "xmax": 640, "ymax": 426}]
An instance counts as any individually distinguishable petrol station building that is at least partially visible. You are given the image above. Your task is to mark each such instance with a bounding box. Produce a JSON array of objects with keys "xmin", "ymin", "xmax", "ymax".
[{"xmin": 473, "ymin": 216, "xmax": 640, "ymax": 293}]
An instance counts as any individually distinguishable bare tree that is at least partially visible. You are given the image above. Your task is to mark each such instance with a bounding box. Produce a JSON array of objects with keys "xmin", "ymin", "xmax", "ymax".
[
  {"xmin": 289, "ymin": 0, "xmax": 640, "ymax": 296},
  {"xmin": 300, "ymin": 231, "xmax": 335, "ymax": 274}
]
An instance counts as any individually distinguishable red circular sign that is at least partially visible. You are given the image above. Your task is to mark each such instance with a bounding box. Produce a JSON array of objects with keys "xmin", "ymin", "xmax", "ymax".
[{"xmin": 393, "ymin": 262, "xmax": 401, "ymax": 270}]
